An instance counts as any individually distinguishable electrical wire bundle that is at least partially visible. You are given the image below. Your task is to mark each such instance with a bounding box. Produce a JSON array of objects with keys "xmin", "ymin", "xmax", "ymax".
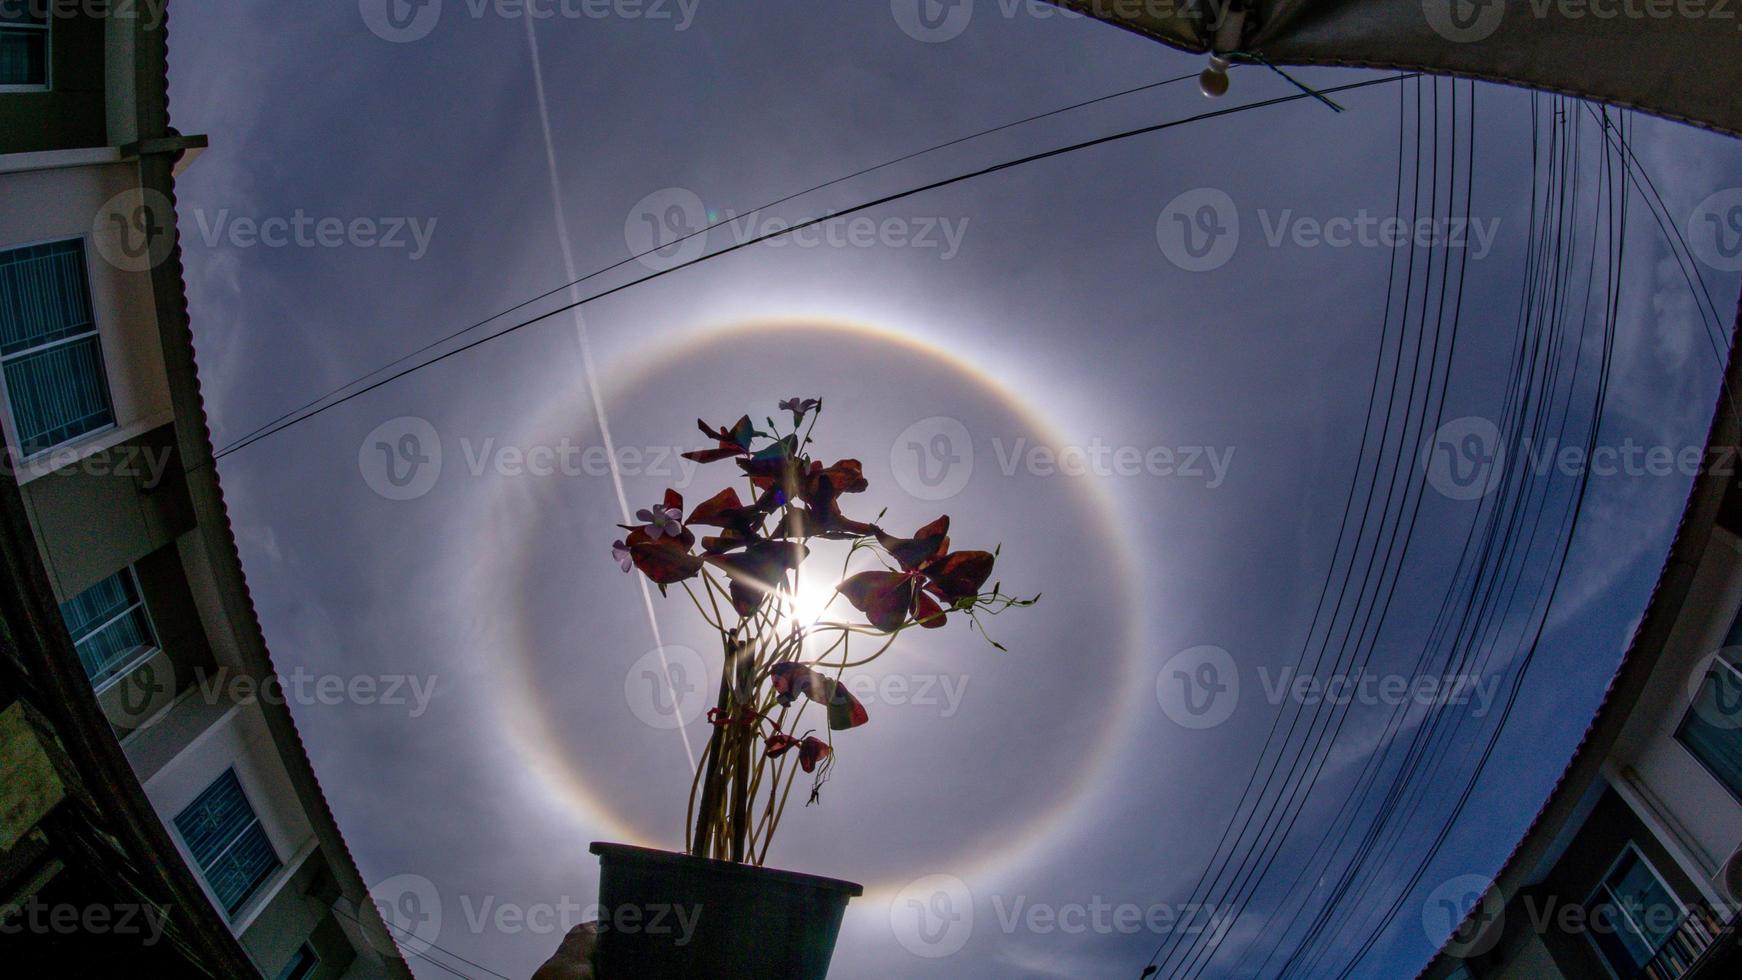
[{"xmin": 1138, "ymin": 81, "xmax": 1655, "ymax": 979}]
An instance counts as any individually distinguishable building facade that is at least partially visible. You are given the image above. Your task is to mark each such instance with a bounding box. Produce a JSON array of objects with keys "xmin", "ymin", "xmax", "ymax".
[
  {"xmin": 1, "ymin": 6, "xmax": 407, "ymax": 978},
  {"xmin": 1421, "ymin": 304, "xmax": 1742, "ymax": 980}
]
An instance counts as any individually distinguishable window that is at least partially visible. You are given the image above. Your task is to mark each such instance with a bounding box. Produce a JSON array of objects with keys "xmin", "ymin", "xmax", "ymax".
[
  {"xmin": 58, "ymin": 567, "xmax": 158, "ymax": 687},
  {"xmin": 0, "ymin": 4, "xmax": 49, "ymax": 90},
  {"xmin": 276, "ymin": 943, "xmax": 320, "ymax": 980},
  {"xmin": 0, "ymin": 240, "xmax": 115, "ymax": 455},
  {"xmin": 1677, "ymin": 646, "xmax": 1742, "ymax": 802},
  {"xmin": 173, "ymin": 769, "xmax": 281, "ymax": 918},
  {"xmin": 1584, "ymin": 844, "xmax": 1684, "ymax": 977}
]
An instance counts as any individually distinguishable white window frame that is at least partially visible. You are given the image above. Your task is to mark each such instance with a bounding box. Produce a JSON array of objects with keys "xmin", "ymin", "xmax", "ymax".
[
  {"xmin": 276, "ymin": 942, "xmax": 321, "ymax": 980},
  {"xmin": 0, "ymin": 235, "xmax": 117, "ymax": 460},
  {"xmin": 0, "ymin": 9, "xmax": 51, "ymax": 93},
  {"xmin": 66, "ymin": 565, "xmax": 161, "ymax": 691},
  {"xmin": 1582, "ymin": 841, "xmax": 1688, "ymax": 980},
  {"xmin": 1674, "ymin": 650, "xmax": 1742, "ymax": 803},
  {"xmin": 174, "ymin": 767, "xmax": 282, "ymax": 921}
]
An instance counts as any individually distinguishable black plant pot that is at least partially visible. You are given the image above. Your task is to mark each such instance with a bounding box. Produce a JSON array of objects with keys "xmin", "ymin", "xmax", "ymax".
[{"xmin": 589, "ymin": 842, "xmax": 862, "ymax": 979}]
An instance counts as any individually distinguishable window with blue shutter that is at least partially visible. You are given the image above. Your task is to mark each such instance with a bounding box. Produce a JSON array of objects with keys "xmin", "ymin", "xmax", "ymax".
[
  {"xmin": 1676, "ymin": 604, "xmax": 1742, "ymax": 802},
  {"xmin": 173, "ymin": 769, "xmax": 281, "ymax": 917},
  {"xmin": 0, "ymin": 5, "xmax": 49, "ymax": 89},
  {"xmin": 276, "ymin": 943, "xmax": 320, "ymax": 980},
  {"xmin": 1584, "ymin": 844, "xmax": 1684, "ymax": 975},
  {"xmin": 1678, "ymin": 649, "xmax": 1742, "ymax": 802},
  {"xmin": 0, "ymin": 239, "xmax": 115, "ymax": 455},
  {"xmin": 58, "ymin": 568, "xmax": 158, "ymax": 686}
]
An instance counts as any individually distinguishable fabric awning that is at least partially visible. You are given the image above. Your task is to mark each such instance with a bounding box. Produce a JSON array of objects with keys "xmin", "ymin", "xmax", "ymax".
[{"xmin": 1050, "ymin": 0, "xmax": 1742, "ymax": 137}]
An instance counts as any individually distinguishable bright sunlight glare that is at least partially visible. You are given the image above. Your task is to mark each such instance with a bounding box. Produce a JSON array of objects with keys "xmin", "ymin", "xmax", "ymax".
[{"xmin": 780, "ymin": 578, "xmax": 842, "ymax": 629}]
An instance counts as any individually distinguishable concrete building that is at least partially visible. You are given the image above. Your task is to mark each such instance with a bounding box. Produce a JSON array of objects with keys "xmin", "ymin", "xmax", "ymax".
[
  {"xmin": 0, "ymin": 5, "xmax": 408, "ymax": 977},
  {"xmin": 1420, "ymin": 304, "xmax": 1742, "ymax": 979}
]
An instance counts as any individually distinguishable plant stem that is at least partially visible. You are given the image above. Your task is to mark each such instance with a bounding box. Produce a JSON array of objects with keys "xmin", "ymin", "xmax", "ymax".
[
  {"xmin": 728, "ymin": 639, "xmax": 753, "ymax": 862},
  {"xmin": 689, "ymin": 662, "xmax": 732, "ymax": 859}
]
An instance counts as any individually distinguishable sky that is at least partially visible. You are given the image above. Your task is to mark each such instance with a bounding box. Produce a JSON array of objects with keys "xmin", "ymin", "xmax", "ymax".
[{"xmin": 165, "ymin": 2, "xmax": 1742, "ymax": 978}]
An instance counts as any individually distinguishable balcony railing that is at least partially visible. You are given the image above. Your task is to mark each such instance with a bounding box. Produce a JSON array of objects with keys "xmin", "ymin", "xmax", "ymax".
[{"xmin": 1634, "ymin": 906, "xmax": 1725, "ymax": 980}]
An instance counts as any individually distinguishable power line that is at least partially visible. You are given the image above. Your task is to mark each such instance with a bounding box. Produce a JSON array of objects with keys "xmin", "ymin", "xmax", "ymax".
[
  {"xmin": 1285, "ymin": 94, "xmax": 1608, "ymax": 977},
  {"xmin": 1147, "ymin": 72, "xmax": 1443, "ymax": 978},
  {"xmin": 1245, "ymin": 80, "xmax": 1485, "ymax": 979},
  {"xmin": 1330, "ymin": 103, "xmax": 1626, "ymax": 980},
  {"xmin": 209, "ymin": 69, "xmax": 1203, "ymax": 459},
  {"xmin": 1229, "ymin": 76, "xmax": 1438, "ymax": 980},
  {"xmin": 401, "ymin": 947, "xmax": 474, "ymax": 980},
  {"xmin": 1192, "ymin": 77, "xmax": 1476, "ymax": 980},
  {"xmin": 1142, "ymin": 74, "xmax": 1442, "ymax": 980},
  {"xmin": 1285, "ymin": 93, "xmax": 1582, "ymax": 975},
  {"xmin": 210, "ymin": 72, "xmax": 1419, "ymax": 463},
  {"xmin": 1280, "ymin": 83, "xmax": 1568, "ymax": 979},
  {"xmin": 332, "ymin": 900, "xmax": 513, "ymax": 980},
  {"xmin": 1168, "ymin": 76, "xmax": 1475, "ymax": 980},
  {"xmin": 1143, "ymin": 86, "xmax": 1641, "ymax": 980},
  {"xmin": 1583, "ymin": 105, "xmax": 1725, "ymax": 336},
  {"xmin": 1140, "ymin": 74, "xmax": 1431, "ymax": 978},
  {"xmin": 1335, "ymin": 102, "xmax": 1624, "ymax": 977},
  {"xmin": 1292, "ymin": 95, "xmax": 1628, "ymax": 979},
  {"xmin": 1582, "ymin": 103, "xmax": 1739, "ymax": 427}
]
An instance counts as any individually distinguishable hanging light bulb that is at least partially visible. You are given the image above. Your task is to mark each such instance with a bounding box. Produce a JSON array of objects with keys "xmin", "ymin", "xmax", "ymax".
[{"xmin": 1199, "ymin": 54, "xmax": 1231, "ymax": 98}]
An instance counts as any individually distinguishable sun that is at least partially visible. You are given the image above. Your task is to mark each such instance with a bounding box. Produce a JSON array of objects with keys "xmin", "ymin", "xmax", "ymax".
[{"xmin": 778, "ymin": 577, "xmax": 840, "ymax": 629}]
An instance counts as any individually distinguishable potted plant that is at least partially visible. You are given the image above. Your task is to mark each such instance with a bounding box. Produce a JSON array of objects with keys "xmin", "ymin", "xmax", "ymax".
[{"xmin": 594, "ymin": 398, "xmax": 1035, "ymax": 978}]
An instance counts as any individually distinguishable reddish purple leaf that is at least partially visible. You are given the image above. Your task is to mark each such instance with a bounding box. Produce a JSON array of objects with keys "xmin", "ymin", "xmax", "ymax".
[
  {"xmin": 913, "ymin": 591, "xmax": 947, "ymax": 629},
  {"xmin": 706, "ymin": 539, "xmax": 809, "ymax": 615},
  {"xmin": 922, "ymin": 550, "xmax": 995, "ymax": 601},
  {"xmin": 877, "ymin": 516, "xmax": 950, "ymax": 571},
  {"xmin": 798, "ymin": 736, "xmax": 832, "ymax": 773},
  {"xmin": 680, "ymin": 446, "xmax": 742, "ymax": 464},
  {"xmin": 838, "ymin": 570, "xmax": 916, "ymax": 632},
  {"xmin": 623, "ymin": 526, "xmax": 701, "ymax": 585}
]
